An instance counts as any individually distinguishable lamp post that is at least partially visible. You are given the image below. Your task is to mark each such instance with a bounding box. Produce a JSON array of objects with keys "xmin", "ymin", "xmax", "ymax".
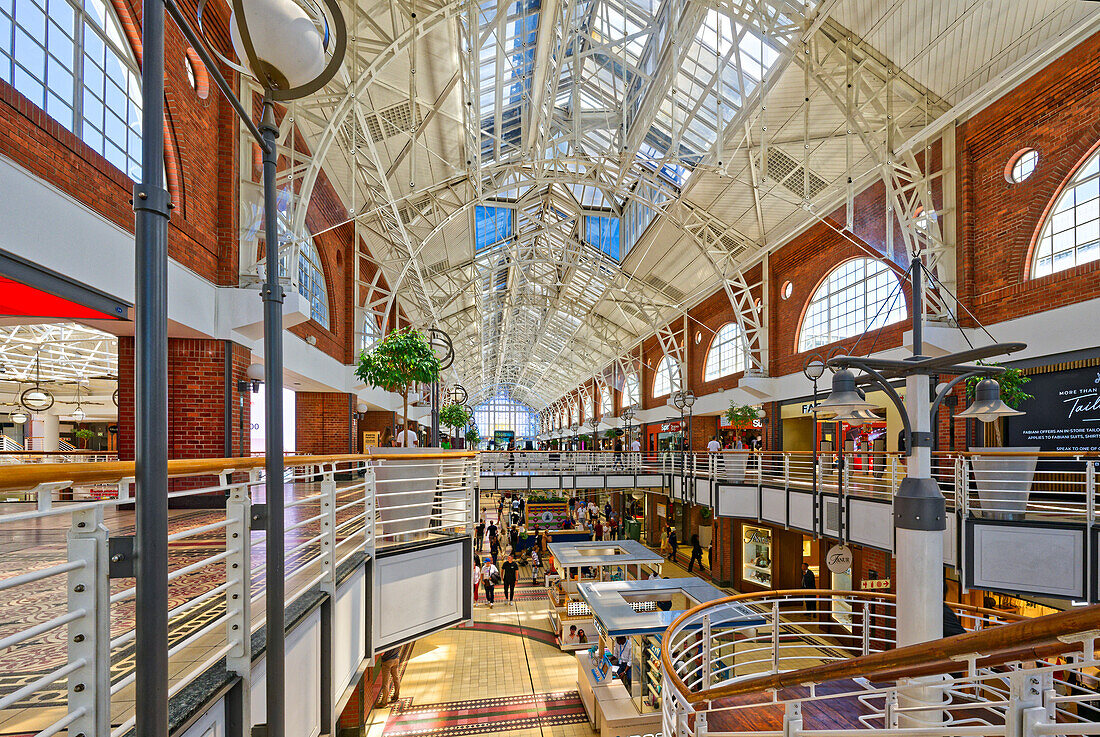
[
  {"xmin": 814, "ymin": 260, "xmax": 1025, "ymax": 653},
  {"xmin": 133, "ymin": 2, "xmax": 344, "ymax": 735},
  {"xmin": 802, "ymin": 356, "xmax": 826, "ymax": 505}
]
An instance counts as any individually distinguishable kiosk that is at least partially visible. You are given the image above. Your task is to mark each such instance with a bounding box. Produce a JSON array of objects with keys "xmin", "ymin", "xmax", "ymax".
[
  {"xmin": 546, "ymin": 539, "xmax": 663, "ymax": 650},
  {"xmin": 573, "ymin": 578, "xmax": 763, "ymax": 737}
]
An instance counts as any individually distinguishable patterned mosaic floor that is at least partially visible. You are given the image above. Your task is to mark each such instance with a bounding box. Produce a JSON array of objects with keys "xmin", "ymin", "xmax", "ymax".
[{"xmin": 384, "ymin": 692, "xmax": 588, "ymax": 737}]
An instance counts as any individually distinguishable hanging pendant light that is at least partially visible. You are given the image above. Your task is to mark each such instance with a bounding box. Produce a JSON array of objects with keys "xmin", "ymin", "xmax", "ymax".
[
  {"xmin": 814, "ymin": 369, "xmax": 877, "ymax": 416},
  {"xmin": 20, "ymin": 354, "xmax": 53, "ymax": 412},
  {"xmin": 955, "ymin": 378, "xmax": 1025, "ymax": 422},
  {"xmin": 10, "ymin": 410, "xmax": 28, "ymax": 424}
]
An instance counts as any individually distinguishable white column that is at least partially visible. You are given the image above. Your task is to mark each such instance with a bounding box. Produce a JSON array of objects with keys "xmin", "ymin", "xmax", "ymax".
[
  {"xmin": 896, "ymin": 373, "xmax": 942, "ymax": 647},
  {"xmin": 31, "ymin": 413, "xmax": 60, "ymax": 451}
]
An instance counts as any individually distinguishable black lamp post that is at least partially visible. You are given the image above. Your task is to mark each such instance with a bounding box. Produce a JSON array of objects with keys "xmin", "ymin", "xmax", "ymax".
[{"xmin": 133, "ymin": 1, "xmax": 345, "ymax": 735}]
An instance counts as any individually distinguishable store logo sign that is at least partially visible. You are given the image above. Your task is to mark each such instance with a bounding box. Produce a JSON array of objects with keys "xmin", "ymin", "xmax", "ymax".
[{"xmin": 826, "ymin": 544, "xmax": 853, "ymax": 573}]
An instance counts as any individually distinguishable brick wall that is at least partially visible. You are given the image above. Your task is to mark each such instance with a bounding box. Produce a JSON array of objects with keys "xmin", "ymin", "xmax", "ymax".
[
  {"xmin": 296, "ymin": 392, "xmax": 354, "ymax": 455},
  {"xmin": 957, "ymin": 29, "xmax": 1100, "ymax": 324},
  {"xmin": 117, "ymin": 337, "xmax": 251, "ymax": 461}
]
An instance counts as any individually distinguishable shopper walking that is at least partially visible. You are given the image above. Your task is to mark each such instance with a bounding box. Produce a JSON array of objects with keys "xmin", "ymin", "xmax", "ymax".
[
  {"xmin": 482, "ymin": 557, "xmax": 499, "ymax": 608},
  {"xmin": 801, "ymin": 562, "xmax": 817, "ymax": 615},
  {"xmin": 688, "ymin": 533, "xmax": 703, "ymax": 573},
  {"xmin": 376, "ymin": 647, "xmax": 403, "ymax": 706},
  {"xmin": 475, "ymin": 515, "xmax": 485, "ymax": 552},
  {"xmin": 668, "ymin": 527, "xmax": 678, "ymax": 562},
  {"xmin": 502, "ymin": 554, "xmax": 519, "ymax": 603}
]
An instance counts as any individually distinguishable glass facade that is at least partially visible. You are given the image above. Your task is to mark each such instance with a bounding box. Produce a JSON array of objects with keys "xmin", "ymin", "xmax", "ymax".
[{"xmin": 473, "ymin": 390, "xmax": 539, "ymax": 440}]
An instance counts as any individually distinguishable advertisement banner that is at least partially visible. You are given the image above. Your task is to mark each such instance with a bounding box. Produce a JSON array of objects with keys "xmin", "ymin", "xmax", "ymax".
[{"xmin": 1005, "ymin": 365, "xmax": 1100, "ymax": 452}]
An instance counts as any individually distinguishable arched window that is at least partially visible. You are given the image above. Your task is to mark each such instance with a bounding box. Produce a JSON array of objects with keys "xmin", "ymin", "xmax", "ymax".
[
  {"xmin": 1032, "ymin": 150, "xmax": 1100, "ymax": 278},
  {"xmin": 622, "ymin": 373, "xmax": 639, "ymax": 407},
  {"xmin": 798, "ymin": 258, "xmax": 906, "ymax": 352},
  {"xmin": 296, "ymin": 238, "xmax": 330, "ymax": 329},
  {"xmin": 652, "ymin": 355, "xmax": 680, "ymax": 398},
  {"xmin": 360, "ymin": 314, "xmax": 381, "ymax": 354},
  {"xmin": 600, "ymin": 387, "xmax": 612, "ymax": 417},
  {"xmin": 704, "ymin": 323, "xmax": 746, "ymax": 381},
  {"xmin": 1, "ymin": 0, "xmax": 144, "ymax": 179}
]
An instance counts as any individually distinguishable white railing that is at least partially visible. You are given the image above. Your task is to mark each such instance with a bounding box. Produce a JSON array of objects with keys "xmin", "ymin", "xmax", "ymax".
[
  {"xmin": 477, "ymin": 450, "xmax": 1100, "ymax": 525},
  {"xmin": 0, "ymin": 451, "xmax": 478, "ymax": 737},
  {"xmin": 660, "ymin": 591, "xmax": 1100, "ymax": 737}
]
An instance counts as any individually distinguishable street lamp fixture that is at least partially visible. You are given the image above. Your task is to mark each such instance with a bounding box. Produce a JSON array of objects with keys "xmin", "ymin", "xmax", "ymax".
[
  {"xmin": 814, "ymin": 369, "xmax": 878, "ymax": 417},
  {"xmin": 131, "ymin": 0, "xmax": 346, "ymax": 735},
  {"xmin": 954, "ymin": 378, "xmax": 1025, "ymax": 422}
]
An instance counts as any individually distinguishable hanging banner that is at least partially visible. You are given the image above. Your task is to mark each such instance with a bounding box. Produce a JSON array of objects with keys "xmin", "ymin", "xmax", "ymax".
[{"xmin": 1006, "ymin": 365, "xmax": 1100, "ymax": 452}]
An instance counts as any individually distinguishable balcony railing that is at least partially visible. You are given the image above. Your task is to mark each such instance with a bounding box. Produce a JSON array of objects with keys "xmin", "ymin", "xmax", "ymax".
[
  {"xmin": 0, "ymin": 450, "xmax": 478, "ymax": 737},
  {"xmin": 479, "ymin": 450, "xmax": 1100, "ymax": 525},
  {"xmin": 660, "ymin": 590, "xmax": 1100, "ymax": 737}
]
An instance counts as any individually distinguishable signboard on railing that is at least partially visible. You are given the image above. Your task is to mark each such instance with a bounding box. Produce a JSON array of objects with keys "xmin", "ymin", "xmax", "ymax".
[
  {"xmin": 1005, "ymin": 365, "xmax": 1100, "ymax": 452},
  {"xmin": 860, "ymin": 578, "xmax": 891, "ymax": 590}
]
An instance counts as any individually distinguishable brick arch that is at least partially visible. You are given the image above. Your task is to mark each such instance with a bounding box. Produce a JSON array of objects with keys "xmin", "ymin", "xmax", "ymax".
[
  {"xmin": 106, "ymin": 0, "xmax": 185, "ymax": 208},
  {"xmin": 700, "ymin": 321, "xmax": 745, "ymax": 385},
  {"xmin": 1022, "ymin": 135, "xmax": 1100, "ymax": 280},
  {"xmin": 792, "ymin": 255, "xmax": 911, "ymax": 356}
]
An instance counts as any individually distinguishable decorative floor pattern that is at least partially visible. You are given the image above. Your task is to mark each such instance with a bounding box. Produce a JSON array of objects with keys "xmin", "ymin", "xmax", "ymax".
[
  {"xmin": 454, "ymin": 621, "xmax": 558, "ymax": 647},
  {"xmin": 383, "ymin": 692, "xmax": 588, "ymax": 737}
]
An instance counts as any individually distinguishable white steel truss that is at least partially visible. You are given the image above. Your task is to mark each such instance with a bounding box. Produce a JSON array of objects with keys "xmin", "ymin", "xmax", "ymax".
[{"xmin": 234, "ymin": 0, "xmax": 1097, "ymax": 410}]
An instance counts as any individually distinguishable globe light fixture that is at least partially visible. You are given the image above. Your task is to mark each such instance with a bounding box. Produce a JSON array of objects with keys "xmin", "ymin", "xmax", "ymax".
[
  {"xmin": 954, "ymin": 378, "xmax": 1025, "ymax": 423},
  {"xmin": 10, "ymin": 410, "xmax": 27, "ymax": 424},
  {"xmin": 72, "ymin": 407, "xmax": 87, "ymax": 422}
]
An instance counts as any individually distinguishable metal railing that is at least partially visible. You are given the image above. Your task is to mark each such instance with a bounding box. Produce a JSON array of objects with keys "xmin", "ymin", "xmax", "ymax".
[
  {"xmin": 660, "ymin": 591, "xmax": 1100, "ymax": 737},
  {"xmin": 0, "ymin": 451, "xmax": 478, "ymax": 737},
  {"xmin": 478, "ymin": 450, "xmax": 1100, "ymax": 524}
]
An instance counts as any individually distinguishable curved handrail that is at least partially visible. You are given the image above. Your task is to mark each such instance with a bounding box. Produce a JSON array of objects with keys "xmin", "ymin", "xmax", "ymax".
[
  {"xmin": 0, "ymin": 451, "xmax": 477, "ymax": 491},
  {"xmin": 661, "ymin": 591, "xmax": 1100, "ymax": 705}
]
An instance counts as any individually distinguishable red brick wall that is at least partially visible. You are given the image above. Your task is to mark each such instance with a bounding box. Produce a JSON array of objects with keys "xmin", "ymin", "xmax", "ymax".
[
  {"xmin": 296, "ymin": 392, "xmax": 354, "ymax": 454},
  {"xmin": 957, "ymin": 29, "xmax": 1100, "ymax": 324},
  {"xmin": 0, "ymin": 0, "xmax": 238, "ymax": 284},
  {"xmin": 117, "ymin": 337, "xmax": 251, "ymax": 460}
]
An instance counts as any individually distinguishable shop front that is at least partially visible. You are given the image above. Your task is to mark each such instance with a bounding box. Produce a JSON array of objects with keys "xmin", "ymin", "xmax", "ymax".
[
  {"xmin": 719, "ymin": 415, "xmax": 764, "ymax": 448},
  {"xmin": 779, "ymin": 390, "xmax": 905, "ymax": 463},
  {"xmin": 645, "ymin": 420, "xmax": 683, "ymax": 454}
]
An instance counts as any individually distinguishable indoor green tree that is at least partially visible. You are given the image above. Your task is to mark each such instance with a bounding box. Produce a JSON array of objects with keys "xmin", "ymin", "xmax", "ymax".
[
  {"xmin": 464, "ymin": 427, "xmax": 481, "ymax": 449},
  {"xmin": 355, "ymin": 327, "xmax": 441, "ymax": 435},
  {"xmin": 440, "ymin": 403, "xmax": 473, "ymax": 443},
  {"xmin": 725, "ymin": 402, "xmax": 760, "ymax": 426}
]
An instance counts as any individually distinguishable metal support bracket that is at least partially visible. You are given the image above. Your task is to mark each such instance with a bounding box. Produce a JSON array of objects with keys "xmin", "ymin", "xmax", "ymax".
[
  {"xmin": 108, "ymin": 536, "xmax": 136, "ymax": 579},
  {"xmin": 909, "ymin": 431, "xmax": 934, "ymax": 448},
  {"xmin": 893, "ymin": 477, "xmax": 947, "ymax": 531},
  {"xmin": 132, "ymin": 184, "xmax": 173, "ymax": 216},
  {"xmin": 250, "ymin": 503, "xmax": 268, "ymax": 531}
]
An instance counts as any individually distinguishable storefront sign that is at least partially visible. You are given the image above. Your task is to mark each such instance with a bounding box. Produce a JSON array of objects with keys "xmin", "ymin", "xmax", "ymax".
[
  {"xmin": 744, "ymin": 526, "xmax": 771, "ymax": 544},
  {"xmin": 720, "ymin": 417, "xmax": 763, "ymax": 429},
  {"xmin": 659, "ymin": 421, "xmax": 683, "ymax": 432},
  {"xmin": 1006, "ymin": 365, "xmax": 1100, "ymax": 452},
  {"xmin": 860, "ymin": 578, "xmax": 891, "ymax": 590},
  {"xmin": 826, "ymin": 544, "xmax": 853, "ymax": 574}
]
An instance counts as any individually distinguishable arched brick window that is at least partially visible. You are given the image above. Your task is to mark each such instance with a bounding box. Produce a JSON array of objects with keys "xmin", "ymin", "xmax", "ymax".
[
  {"xmin": 1031, "ymin": 149, "xmax": 1100, "ymax": 278},
  {"xmin": 703, "ymin": 322, "xmax": 746, "ymax": 381},
  {"xmin": 798, "ymin": 258, "xmax": 906, "ymax": 352},
  {"xmin": 652, "ymin": 355, "xmax": 680, "ymax": 398}
]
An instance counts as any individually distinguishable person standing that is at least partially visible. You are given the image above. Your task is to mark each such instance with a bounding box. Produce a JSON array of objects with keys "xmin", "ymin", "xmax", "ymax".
[
  {"xmin": 376, "ymin": 647, "xmax": 403, "ymax": 706},
  {"xmin": 472, "ymin": 554, "xmax": 481, "ymax": 603},
  {"xmin": 613, "ymin": 635, "xmax": 632, "ymax": 690},
  {"xmin": 396, "ymin": 422, "xmax": 419, "ymax": 447},
  {"xmin": 668, "ymin": 527, "xmax": 678, "ymax": 562},
  {"xmin": 475, "ymin": 515, "xmax": 486, "ymax": 552},
  {"xmin": 801, "ymin": 562, "xmax": 817, "ymax": 614},
  {"xmin": 688, "ymin": 533, "xmax": 703, "ymax": 573},
  {"xmin": 482, "ymin": 557, "xmax": 499, "ymax": 608},
  {"xmin": 502, "ymin": 554, "xmax": 519, "ymax": 603}
]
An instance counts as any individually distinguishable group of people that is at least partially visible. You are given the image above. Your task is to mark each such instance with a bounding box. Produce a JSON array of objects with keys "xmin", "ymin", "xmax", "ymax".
[
  {"xmin": 377, "ymin": 421, "xmax": 421, "ymax": 448},
  {"xmin": 473, "ymin": 492, "xmax": 550, "ymax": 608},
  {"xmin": 659, "ymin": 526, "xmax": 708, "ymax": 572}
]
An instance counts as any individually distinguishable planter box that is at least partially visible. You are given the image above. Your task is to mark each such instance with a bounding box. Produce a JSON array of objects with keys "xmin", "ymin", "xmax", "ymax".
[{"xmin": 969, "ymin": 446, "xmax": 1039, "ymax": 521}]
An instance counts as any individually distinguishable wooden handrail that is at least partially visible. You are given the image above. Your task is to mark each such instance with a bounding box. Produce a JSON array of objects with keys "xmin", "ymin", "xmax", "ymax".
[
  {"xmin": 0, "ymin": 451, "xmax": 477, "ymax": 492},
  {"xmin": 661, "ymin": 592, "xmax": 1100, "ymax": 705}
]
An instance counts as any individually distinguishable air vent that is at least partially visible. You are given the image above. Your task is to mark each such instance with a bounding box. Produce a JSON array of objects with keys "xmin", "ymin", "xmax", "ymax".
[
  {"xmin": 766, "ymin": 148, "xmax": 829, "ymax": 201},
  {"xmin": 340, "ymin": 101, "xmax": 423, "ymax": 149},
  {"xmin": 424, "ymin": 258, "xmax": 451, "ymax": 277},
  {"xmin": 644, "ymin": 275, "xmax": 685, "ymax": 303},
  {"xmin": 397, "ymin": 196, "xmax": 432, "ymax": 225},
  {"xmin": 367, "ymin": 101, "xmax": 423, "ymax": 142}
]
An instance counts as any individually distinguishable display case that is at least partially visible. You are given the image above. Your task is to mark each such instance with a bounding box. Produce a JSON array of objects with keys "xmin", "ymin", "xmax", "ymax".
[
  {"xmin": 742, "ymin": 524, "xmax": 773, "ymax": 588},
  {"xmin": 632, "ymin": 635, "xmax": 662, "ymax": 713}
]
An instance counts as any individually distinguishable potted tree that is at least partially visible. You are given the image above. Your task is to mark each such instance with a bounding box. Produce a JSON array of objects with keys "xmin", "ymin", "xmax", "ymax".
[
  {"xmin": 697, "ymin": 506, "xmax": 713, "ymax": 550},
  {"xmin": 967, "ymin": 365, "xmax": 1037, "ymax": 520},
  {"xmin": 722, "ymin": 402, "xmax": 758, "ymax": 482},
  {"xmin": 354, "ymin": 327, "xmax": 442, "ymax": 540},
  {"xmin": 74, "ymin": 428, "xmax": 95, "ymax": 450},
  {"xmin": 355, "ymin": 327, "xmax": 441, "ymax": 441},
  {"xmin": 464, "ymin": 427, "xmax": 481, "ymax": 449},
  {"xmin": 440, "ymin": 403, "xmax": 472, "ymax": 449}
]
